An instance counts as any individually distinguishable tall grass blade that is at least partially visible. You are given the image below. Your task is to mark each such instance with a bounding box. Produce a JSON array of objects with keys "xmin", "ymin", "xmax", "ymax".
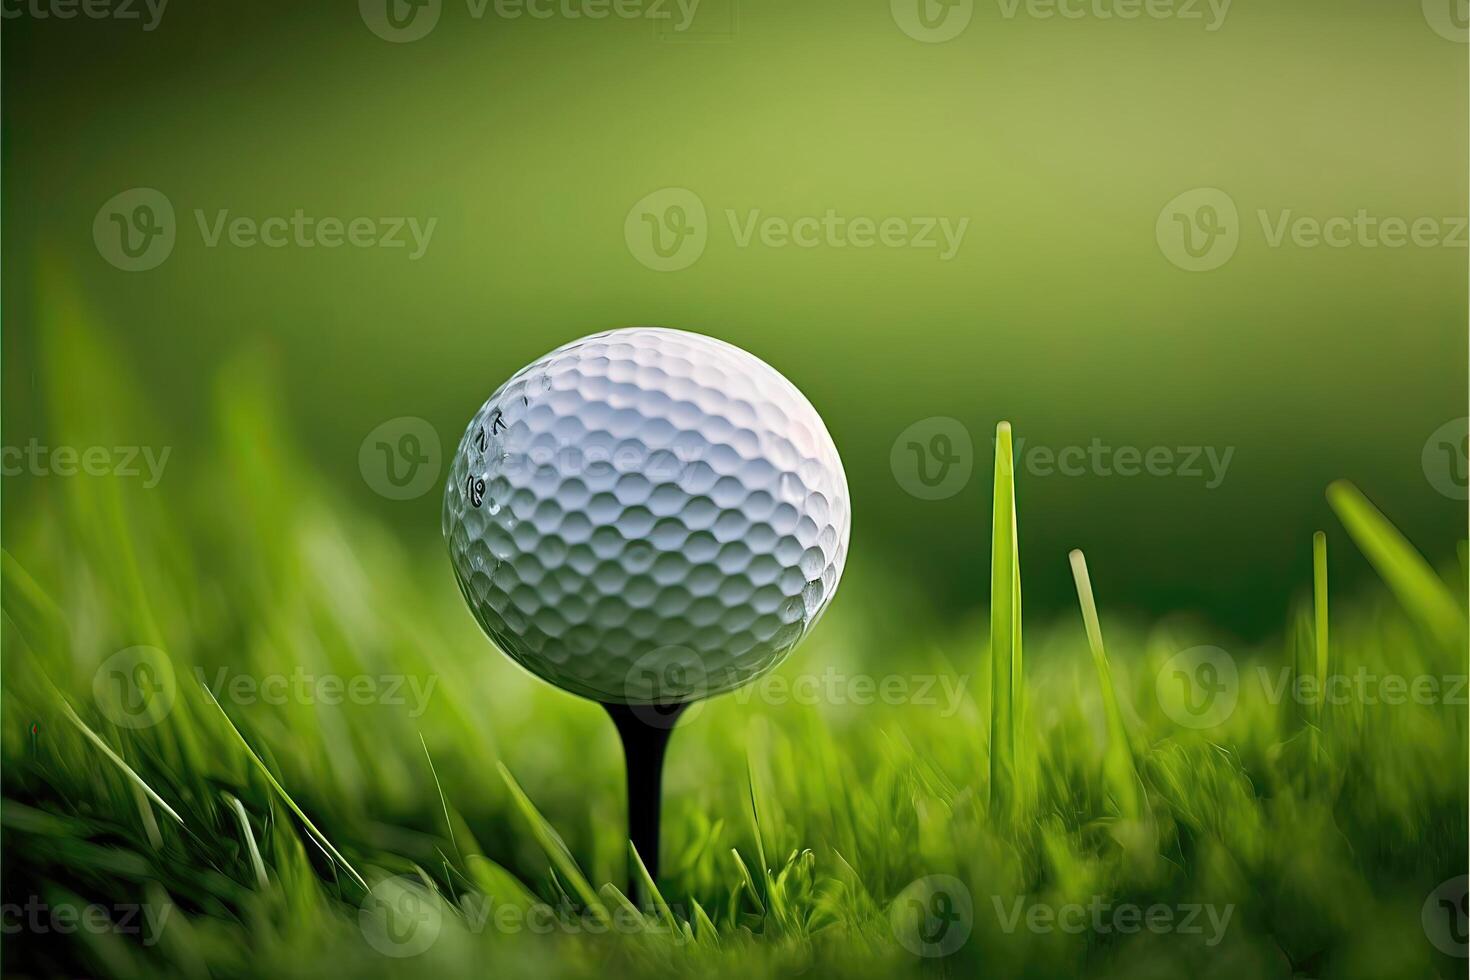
[
  {"xmin": 200, "ymin": 686, "xmax": 367, "ymax": 891},
  {"xmin": 989, "ymin": 422, "xmax": 1018, "ymax": 817},
  {"xmin": 60, "ymin": 701, "xmax": 185, "ymax": 828},
  {"xmin": 497, "ymin": 761, "xmax": 607, "ymax": 921},
  {"xmin": 1068, "ymin": 550, "xmax": 1142, "ymax": 820},
  {"xmin": 225, "ymin": 793, "xmax": 269, "ymax": 889},
  {"xmin": 1, "ymin": 549, "xmax": 68, "ymax": 653},
  {"xmin": 420, "ymin": 733, "xmax": 461, "ymax": 864},
  {"xmin": 1311, "ymin": 531, "xmax": 1330, "ymax": 769},
  {"xmin": 629, "ymin": 842, "xmax": 679, "ymax": 932},
  {"xmin": 1326, "ymin": 481, "xmax": 1463, "ymax": 642}
]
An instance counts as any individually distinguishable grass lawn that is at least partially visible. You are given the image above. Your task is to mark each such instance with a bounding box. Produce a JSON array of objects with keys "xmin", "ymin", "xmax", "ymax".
[{"xmin": 3, "ymin": 307, "xmax": 1465, "ymax": 978}]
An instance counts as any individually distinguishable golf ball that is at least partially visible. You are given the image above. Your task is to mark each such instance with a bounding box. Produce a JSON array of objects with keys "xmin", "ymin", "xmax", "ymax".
[{"xmin": 443, "ymin": 327, "xmax": 850, "ymax": 705}]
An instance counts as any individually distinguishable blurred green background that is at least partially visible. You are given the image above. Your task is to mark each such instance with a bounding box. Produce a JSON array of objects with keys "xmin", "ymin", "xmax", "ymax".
[{"xmin": 4, "ymin": 0, "xmax": 1466, "ymax": 636}]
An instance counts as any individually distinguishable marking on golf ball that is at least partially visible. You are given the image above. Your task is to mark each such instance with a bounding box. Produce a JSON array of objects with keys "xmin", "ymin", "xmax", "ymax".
[
  {"xmin": 464, "ymin": 475, "xmax": 486, "ymax": 508},
  {"xmin": 443, "ymin": 327, "xmax": 850, "ymax": 704}
]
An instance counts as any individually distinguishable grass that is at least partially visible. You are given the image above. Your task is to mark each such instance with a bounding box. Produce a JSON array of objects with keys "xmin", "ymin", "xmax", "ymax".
[{"xmin": 2, "ymin": 296, "xmax": 1466, "ymax": 978}]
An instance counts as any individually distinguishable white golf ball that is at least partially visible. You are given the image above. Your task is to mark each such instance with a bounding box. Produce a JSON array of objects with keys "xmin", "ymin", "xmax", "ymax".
[{"xmin": 443, "ymin": 327, "xmax": 850, "ymax": 704}]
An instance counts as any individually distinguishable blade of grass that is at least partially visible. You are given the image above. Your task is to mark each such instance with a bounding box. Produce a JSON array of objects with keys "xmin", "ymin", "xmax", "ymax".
[
  {"xmin": 60, "ymin": 700, "xmax": 185, "ymax": 827},
  {"xmin": 201, "ymin": 685, "xmax": 367, "ymax": 891},
  {"xmin": 496, "ymin": 761, "xmax": 607, "ymax": 922},
  {"xmin": 690, "ymin": 897, "xmax": 720, "ymax": 946},
  {"xmin": 1068, "ymin": 550, "xmax": 1142, "ymax": 820},
  {"xmin": 1311, "ymin": 531, "xmax": 1330, "ymax": 770},
  {"xmin": 989, "ymin": 422, "xmax": 1017, "ymax": 818},
  {"xmin": 130, "ymin": 782, "xmax": 163, "ymax": 850},
  {"xmin": 730, "ymin": 849, "xmax": 765, "ymax": 915},
  {"xmin": 1, "ymin": 549, "xmax": 68, "ymax": 653},
  {"xmin": 629, "ymin": 842, "xmax": 679, "ymax": 933},
  {"xmin": 225, "ymin": 793, "xmax": 269, "ymax": 890},
  {"xmin": 1327, "ymin": 481, "xmax": 1463, "ymax": 643},
  {"xmin": 420, "ymin": 733, "xmax": 461, "ymax": 865}
]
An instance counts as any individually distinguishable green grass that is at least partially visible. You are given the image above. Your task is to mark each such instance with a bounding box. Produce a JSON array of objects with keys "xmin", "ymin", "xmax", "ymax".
[{"xmin": 2, "ymin": 299, "xmax": 1466, "ymax": 978}]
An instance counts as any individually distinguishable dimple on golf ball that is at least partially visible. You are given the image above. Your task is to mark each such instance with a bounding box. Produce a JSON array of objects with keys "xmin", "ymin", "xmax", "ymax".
[{"xmin": 443, "ymin": 327, "xmax": 850, "ymax": 705}]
